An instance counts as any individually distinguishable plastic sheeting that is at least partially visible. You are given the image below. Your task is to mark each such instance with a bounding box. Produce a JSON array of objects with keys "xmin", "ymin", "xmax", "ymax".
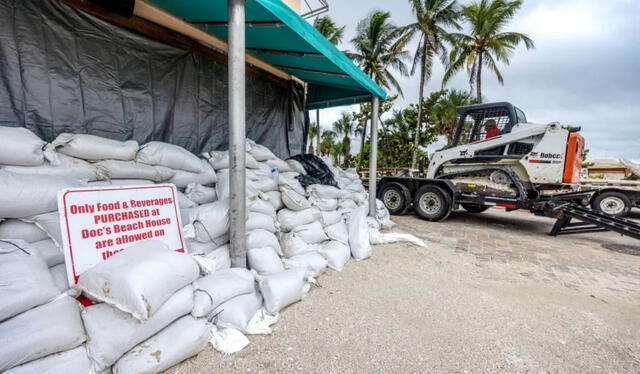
[
  {"xmin": 0, "ymin": 0, "xmax": 305, "ymax": 158},
  {"xmin": 288, "ymin": 154, "xmax": 338, "ymax": 188}
]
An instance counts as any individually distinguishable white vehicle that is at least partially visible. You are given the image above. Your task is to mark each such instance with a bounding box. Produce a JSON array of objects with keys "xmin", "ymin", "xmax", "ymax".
[{"xmin": 377, "ymin": 102, "xmax": 640, "ymax": 239}]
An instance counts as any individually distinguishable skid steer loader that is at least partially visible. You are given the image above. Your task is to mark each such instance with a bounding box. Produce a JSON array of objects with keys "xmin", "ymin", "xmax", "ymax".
[{"xmin": 377, "ymin": 102, "xmax": 640, "ymax": 240}]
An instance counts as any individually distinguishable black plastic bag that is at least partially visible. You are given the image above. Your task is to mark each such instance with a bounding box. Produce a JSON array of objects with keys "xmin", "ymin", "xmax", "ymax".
[{"xmin": 287, "ymin": 154, "xmax": 338, "ymax": 188}]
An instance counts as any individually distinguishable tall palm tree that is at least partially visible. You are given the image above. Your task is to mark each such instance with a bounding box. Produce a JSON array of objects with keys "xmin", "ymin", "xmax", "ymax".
[
  {"xmin": 442, "ymin": 0, "xmax": 534, "ymax": 101},
  {"xmin": 319, "ymin": 130, "xmax": 336, "ymax": 156},
  {"xmin": 313, "ymin": 16, "xmax": 345, "ymax": 155},
  {"xmin": 347, "ymin": 11, "xmax": 411, "ymax": 96},
  {"xmin": 307, "ymin": 122, "xmax": 320, "ymax": 154},
  {"xmin": 332, "ymin": 112, "xmax": 355, "ymax": 167},
  {"xmin": 405, "ymin": 0, "xmax": 460, "ymax": 168},
  {"xmin": 313, "ymin": 16, "xmax": 346, "ymax": 45}
]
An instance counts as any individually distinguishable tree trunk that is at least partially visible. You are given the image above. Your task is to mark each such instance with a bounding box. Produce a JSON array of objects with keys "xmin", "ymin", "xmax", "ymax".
[
  {"xmin": 411, "ymin": 46, "xmax": 427, "ymax": 169},
  {"xmin": 359, "ymin": 119, "xmax": 367, "ymax": 168},
  {"xmin": 316, "ymin": 109, "xmax": 320, "ymax": 155},
  {"xmin": 476, "ymin": 51, "xmax": 483, "ymax": 102}
]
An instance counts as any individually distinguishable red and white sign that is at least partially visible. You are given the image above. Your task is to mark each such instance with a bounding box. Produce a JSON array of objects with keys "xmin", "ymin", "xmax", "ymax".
[{"xmin": 57, "ymin": 184, "xmax": 185, "ymax": 286}]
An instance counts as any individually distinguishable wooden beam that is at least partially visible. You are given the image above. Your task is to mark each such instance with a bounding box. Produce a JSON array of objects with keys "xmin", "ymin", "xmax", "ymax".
[{"xmin": 133, "ymin": 0, "xmax": 304, "ymax": 85}]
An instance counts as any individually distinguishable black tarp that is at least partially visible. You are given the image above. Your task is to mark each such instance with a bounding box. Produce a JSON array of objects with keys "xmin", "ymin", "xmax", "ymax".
[{"xmin": 0, "ymin": 0, "xmax": 305, "ymax": 158}]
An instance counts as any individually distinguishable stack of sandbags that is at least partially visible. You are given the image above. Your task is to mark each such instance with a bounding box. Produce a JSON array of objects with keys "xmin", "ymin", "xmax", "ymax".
[
  {"xmin": 77, "ymin": 240, "xmax": 209, "ymax": 373},
  {"xmin": 0, "ymin": 240, "xmax": 88, "ymax": 373}
]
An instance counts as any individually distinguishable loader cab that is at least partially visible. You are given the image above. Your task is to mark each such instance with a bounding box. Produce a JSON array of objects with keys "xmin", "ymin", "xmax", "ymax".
[{"xmin": 452, "ymin": 102, "xmax": 523, "ymax": 147}]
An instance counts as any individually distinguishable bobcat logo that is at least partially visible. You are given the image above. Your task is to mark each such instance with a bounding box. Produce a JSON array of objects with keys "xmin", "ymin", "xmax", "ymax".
[
  {"xmin": 530, "ymin": 152, "xmax": 539, "ymax": 157},
  {"xmin": 459, "ymin": 150, "xmax": 469, "ymax": 156}
]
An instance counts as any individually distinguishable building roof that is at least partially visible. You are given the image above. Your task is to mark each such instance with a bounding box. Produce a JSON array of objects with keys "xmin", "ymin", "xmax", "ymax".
[{"xmin": 149, "ymin": 0, "xmax": 387, "ymax": 109}]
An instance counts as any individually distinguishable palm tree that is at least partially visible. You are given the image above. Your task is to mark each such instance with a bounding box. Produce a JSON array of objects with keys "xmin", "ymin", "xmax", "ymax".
[
  {"xmin": 307, "ymin": 122, "xmax": 320, "ymax": 154},
  {"xmin": 443, "ymin": 0, "xmax": 534, "ymax": 101},
  {"xmin": 313, "ymin": 16, "xmax": 345, "ymax": 155},
  {"xmin": 319, "ymin": 130, "xmax": 336, "ymax": 157},
  {"xmin": 313, "ymin": 16, "xmax": 346, "ymax": 45},
  {"xmin": 431, "ymin": 89, "xmax": 479, "ymax": 144},
  {"xmin": 332, "ymin": 112, "xmax": 355, "ymax": 167},
  {"xmin": 347, "ymin": 11, "xmax": 411, "ymax": 96},
  {"xmin": 405, "ymin": 0, "xmax": 460, "ymax": 168}
]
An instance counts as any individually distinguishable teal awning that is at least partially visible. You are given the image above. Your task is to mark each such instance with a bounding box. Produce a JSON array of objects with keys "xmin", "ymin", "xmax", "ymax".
[{"xmin": 149, "ymin": 0, "xmax": 386, "ymax": 109}]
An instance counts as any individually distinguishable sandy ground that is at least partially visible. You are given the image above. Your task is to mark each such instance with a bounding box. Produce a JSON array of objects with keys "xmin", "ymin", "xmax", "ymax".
[{"xmin": 168, "ymin": 209, "xmax": 640, "ymax": 374}]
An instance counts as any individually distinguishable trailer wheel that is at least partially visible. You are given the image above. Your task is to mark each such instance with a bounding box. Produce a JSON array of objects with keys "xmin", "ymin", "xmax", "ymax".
[
  {"xmin": 413, "ymin": 185, "xmax": 452, "ymax": 221},
  {"xmin": 461, "ymin": 204, "xmax": 489, "ymax": 213},
  {"xmin": 380, "ymin": 182, "xmax": 411, "ymax": 215},
  {"xmin": 591, "ymin": 191, "xmax": 631, "ymax": 217}
]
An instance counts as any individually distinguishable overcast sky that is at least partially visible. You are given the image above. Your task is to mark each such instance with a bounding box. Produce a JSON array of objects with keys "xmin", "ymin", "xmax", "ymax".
[{"xmin": 310, "ymin": 0, "xmax": 640, "ymax": 162}]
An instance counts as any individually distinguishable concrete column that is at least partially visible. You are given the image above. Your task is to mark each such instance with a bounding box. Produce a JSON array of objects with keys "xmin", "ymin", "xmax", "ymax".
[
  {"xmin": 228, "ymin": 0, "xmax": 247, "ymax": 267},
  {"xmin": 368, "ymin": 96, "xmax": 379, "ymax": 216}
]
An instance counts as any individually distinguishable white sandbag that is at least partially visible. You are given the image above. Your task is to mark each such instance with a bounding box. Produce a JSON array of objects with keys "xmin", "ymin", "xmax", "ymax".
[
  {"xmin": 0, "ymin": 219, "xmax": 48, "ymax": 242},
  {"xmin": 112, "ymin": 315, "xmax": 210, "ymax": 374},
  {"xmin": 0, "ymin": 240, "xmax": 59, "ymax": 321},
  {"xmin": 246, "ymin": 229, "xmax": 282, "ymax": 255},
  {"xmin": 369, "ymin": 227, "xmax": 427, "ymax": 247},
  {"xmin": 282, "ymin": 251, "xmax": 328, "ymax": 277},
  {"xmin": 52, "ymin": 133, "xmax": 138, "ymax": 161},
  {"xmin": 280, "ymin": 185, "xmax": 311, "ymax": 211},
  {"xmin": 247, "ymin": 198, "xmax": 277, "ymax": 216},
  {"xmin": 180, "ymin": 207, "xmax": 194, "ymax": 227},
  {"xmin": 204, "ymin": 244, "xmax": 231, "ymax": 271},
  {"xmin": 185, "ymin": 238, "xmax": 217, "ymax": 256},
  {"xmin": 185, "ymin": 183, "xmax": 217, "ymax": 204},
  {"xmin": 49, "ymin": 264, "xmax": 69, "ymax": 293},
  {"xmin": 348, "ymin": 206, "xmax": 372, "ymax": 261},
  {"xmin": 88, "ymin": 179, "xmax": 154, "ymax": 187},
  {"xmin": 0, "ymin": 126, "xmax": 45, "ymax": 166},
  {"xmin": 208, "ymin": 150, "xmax": 259, "ymax": 170},
  {"xmin": 307, "ymin": 184, "xmax": 350, "ymax": 199},
  {"xmin": 278, "ymin": 172, "xmax": 305, "ymax": 195},
  {"xmin": 210, "ymin": 327, "xmax": 250, "ymax": 354},
  {"xmin": 320, "ymin": 210, "xmax": 343, "ymax": 227},
  {"xmin": 324, "ymin": 220, "xmax": 349, "ymax": 244},
  {"xmin": 339, "ymin": 198, "xmax": 358, "ymax": 210},
  {"xmin": 176, "ymin": 190, "xmax": 198, "ymax": 209},
  {"xmin": 279, "ymin": 231, "xmax": 320, "ymax": 258},
  {"xmin": 310, "ymin": 196, "xmax": 338, "ymax": 211},
  {"xmin": 82, "ymin": 285, "xmax": 194, "ymax": 372},
  {"xmin": 318, "ymin": 240, "xmax": 351, "ymax": 271},
  {"xmin": 247, "ymin": 246, "xmax": 284, "ymax": 274},
  {"xmin": 292, "ymin": 221, "xmax": 328, "ymax": 244},
  {"xmin": 136, "ymin": 141, "xmax": 204, "ymax": 173},
  {"xmin": 244, "ymin": 307, "xmax": 279, "ymax": 335},
  {"xmin": 0, "ymin": 296, "xmax": 86, "ymax": 372},
  {"xmin": 168, "ymin": 160, "xmax": 217, "ymax": 188},
  {"xmin": 213, "ymin": 290, "xmax": 263, "ymax": 333},
  {"xmin": 375, "ymin": 199, "xmax": 395, "ymax": 229},
  {"xmin": 257, "ymin": 268, "xmax": 310, "ymax": 314},
  {"xmin": 350, "ymin": 191, "xmax": 368, "ymax": 205},
  {"xmin": 3, "ymin": 345, "xmax": 92, "ymax": 374},
  {"xmin": 182, "ymin": 200, "xmax": 230, "ymax": 243},
  {"xmin": 264, "ymin": 190, "xmax": 283, "ymax": 211},
  {"xmin": 215, "ymin": 169, "xmax": 261, "ymax": 201},
  {"xmin": 246, "ymin": 140, "xmax": 275, "ymax": 161},
  {"xmin": 252, "ymin": 176, "xmax": 279, "ymax": 192},
  {"xmin": 23, "ymin": 212, "xmax": 62, "ymax": 247},
  {"xmin": 77, "ymin": 240, "xmax": 199, "ymax": 321},
  {"xmin": 246, "ymin": 211, "xmax": 277, "ymax": 233},
  {"xmin": 94, "ymin": 160, "xmax": 175, "ymax": 182},
  {"xmin": 192, "ymin": 268, "xmax": 255, "ymax": 318},
  {"xmin": 265, "ymin": 157, "xmax": 292, "ymax": 172},
  {"xmin": 286, "ymin": 159, "xmax": 306, "ymax": 174},
  {"xmin": 30, "ymin": 239, "xmax": 63, "ymax": 267},
  {"xmin": 0, "ymin": 171, "xmax": 83, "ymax": 218},
  {"xmin": 276, "ymin": 208, "xmax": 320, "ymax": 232},
  {"xmin": 3, "ymin": 151, "xmax": 104, "ymax": 181}
]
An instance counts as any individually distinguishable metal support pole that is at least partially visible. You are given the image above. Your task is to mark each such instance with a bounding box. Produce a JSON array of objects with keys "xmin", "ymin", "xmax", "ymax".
[
  {"xmin": 228, "ymin": 0, "xmax": 247, "ymax": 267},
  {"xmin": 368, "ymin": 96, "xmax": 379, "ymax": 216}
]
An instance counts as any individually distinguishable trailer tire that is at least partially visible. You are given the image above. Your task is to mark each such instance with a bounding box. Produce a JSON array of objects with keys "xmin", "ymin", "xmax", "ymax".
[
  {"xmin": 380, "ymin": 182, "xmax": 411, "ymax": 215},
  {"xmin": 413, "ymin": 185, "xmax": 452, "ymax": 221},
  {"xmin": 591, "ymin": 191, "xmax": 631, "ymax": 218},
  {"xmin": 461, "ymin": 204, "xmax": 489, "ymax": 213}
]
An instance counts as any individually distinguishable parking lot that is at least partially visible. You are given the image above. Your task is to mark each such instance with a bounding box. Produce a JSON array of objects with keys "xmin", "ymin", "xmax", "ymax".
[{"xmin": 170, "ymin": 208, "xmax": 640, "ymax": 373}]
